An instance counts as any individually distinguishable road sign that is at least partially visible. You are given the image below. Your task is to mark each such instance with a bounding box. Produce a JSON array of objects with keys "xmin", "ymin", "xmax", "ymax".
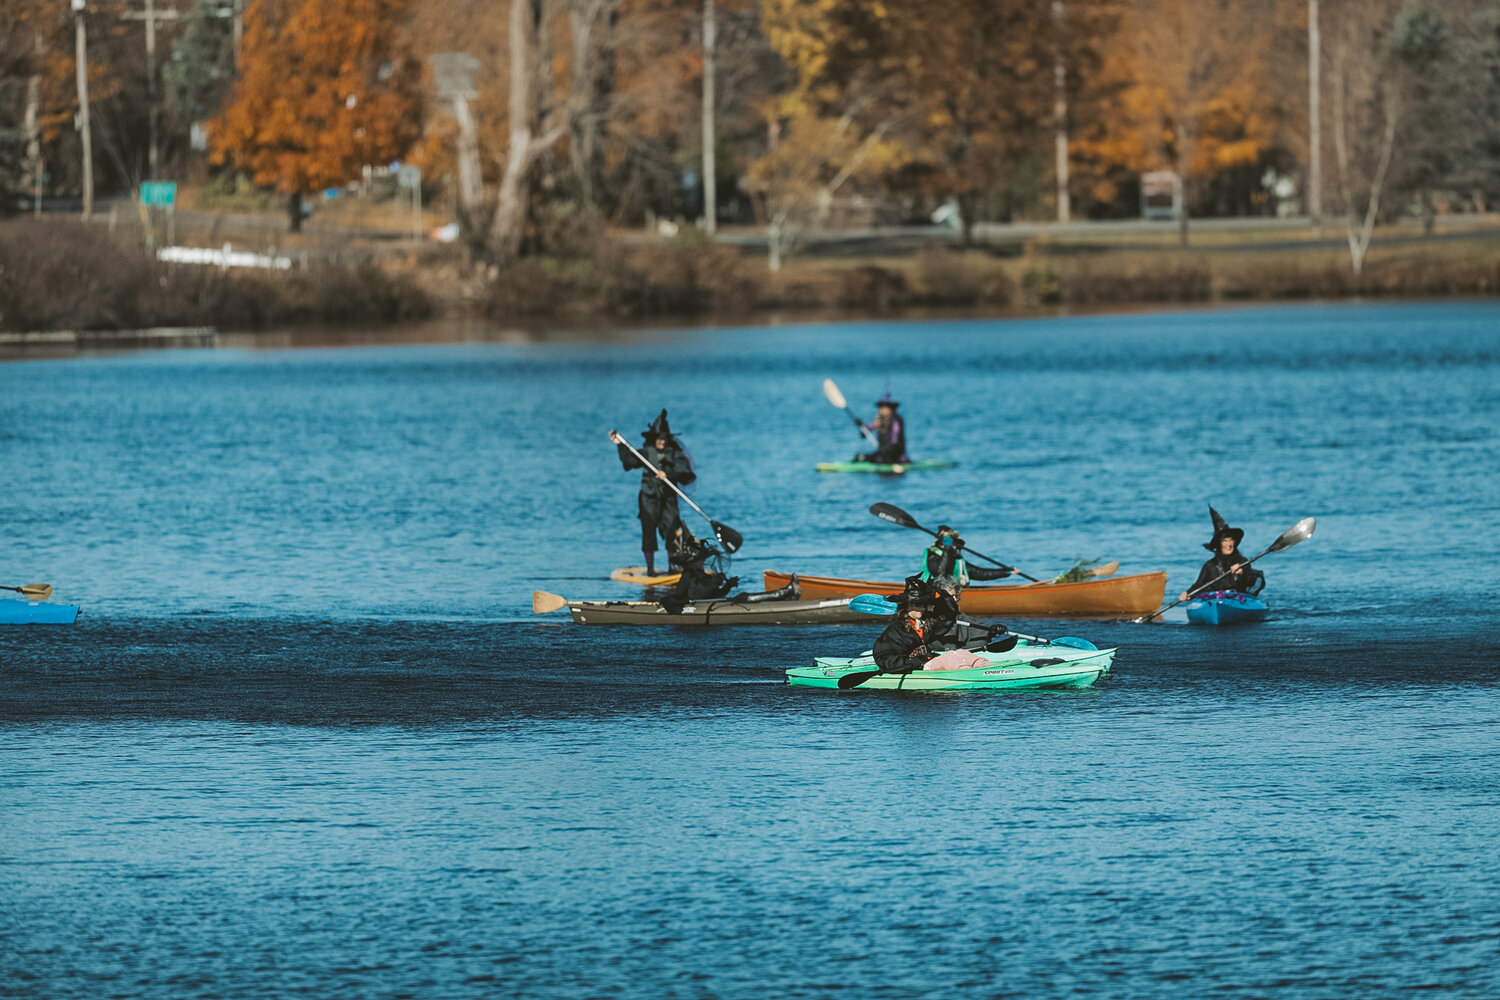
[
  {"xmin": 140, "ymin": 181, "xmax": 176, "ymax": 206},
  {"xmin": 397, "ymin": 165, "xmax": 422, "ymax": 190}
]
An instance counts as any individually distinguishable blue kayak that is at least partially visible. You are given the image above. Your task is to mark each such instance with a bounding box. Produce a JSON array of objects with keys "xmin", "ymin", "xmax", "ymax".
[
  {"xmin": 0, "ymin": 599, "xmax": 80, "ymax": 625},
  {"xmin": 1186, "ymin": 591, "xmax": 1268, "ymax": 626}
]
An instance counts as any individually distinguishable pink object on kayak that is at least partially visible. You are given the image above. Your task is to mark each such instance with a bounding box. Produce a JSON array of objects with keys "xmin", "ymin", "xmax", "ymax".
[{"xmin": 924, "ymin": 649, "xmax": 988, "ymax": 672}]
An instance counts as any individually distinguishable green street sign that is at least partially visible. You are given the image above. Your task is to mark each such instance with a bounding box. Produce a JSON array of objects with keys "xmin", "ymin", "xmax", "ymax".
[{"xmin": 140, "ymin": 181, "xmax": 177, "ymax": 207}]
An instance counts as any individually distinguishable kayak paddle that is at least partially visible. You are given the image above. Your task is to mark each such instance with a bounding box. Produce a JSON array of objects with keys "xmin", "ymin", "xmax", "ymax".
[
  {"xmin": 611, "ymin": 431, "xmax": 743, "ymax": 553},
  {"xmin": 532, "ymin": 590, "xmax": 568, "ymax": 614},
  {"xmin": 868, "ymin": 503, "xmax": 1042, "ymax": 582},
  {"xmin": 1, "ymin": 583, "xmax": 53, "ymax": 600},
  {"xmin": 1132, "ymin": 516, "xmax": 1316, "ymax": 623},
  {"xmin": 822, "ymin": 378, "xmax": 878, "ymax": 445},
  {"xmin": 835, "ymin": 634, "xmax": 1022, "ymax": 690}
]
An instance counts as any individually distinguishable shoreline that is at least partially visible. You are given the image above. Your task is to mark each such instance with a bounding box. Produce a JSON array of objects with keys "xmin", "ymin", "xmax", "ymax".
[{"xmin": 4, "ymin": 296, "xmax": 1498, "ymax": 362}]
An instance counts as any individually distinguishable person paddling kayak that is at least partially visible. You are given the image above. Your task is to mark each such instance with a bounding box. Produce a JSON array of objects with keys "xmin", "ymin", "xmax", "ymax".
[
  {"xmin": 854, "ymin": 393, "xmax": 908, "ymax": 464},
  {"xmin": 918, "ymin": 526, "xmax": 1012, "ymax": 594},
  {"xmin": 872, "ymin": 587, "xmax": 935, "ymax": 674},
  {"xmin": 873, "ymin": 577, "xmax": 1000, "ymax": 673},
  {"xmin": 611, "ymin": 410, "xmax": 695, "ymax": 576},
  {"xmin": 665, "ymin": 525, "xmax": 737, "ymax": 602},
  {"xmin": 1178, "ymin": 506, "xmax": 1266, "ymax": 602}
]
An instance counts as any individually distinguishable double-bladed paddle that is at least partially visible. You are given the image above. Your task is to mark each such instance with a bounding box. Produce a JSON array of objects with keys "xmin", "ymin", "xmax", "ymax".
[
  {"xmin": 1132, "ymin": 516, "xmax": 1317, "ymax": 623},
  {"xmin": 868, "ymin": 503, "xmax": 1042, "ymax": 583},
  {"xmin": 822, "ymin": 379, "xmax": 878, "ymax": 445},
  {"xmin": 2, "ymin": 583, "xmax": 53, "ymax": 600},
  {"xmin": 611, "ymin": 431, "xmax": 743, "ymax": 554},
  {"xmin": 835, "ymin": 633, "xmax": 1021, "ymax": 690}
]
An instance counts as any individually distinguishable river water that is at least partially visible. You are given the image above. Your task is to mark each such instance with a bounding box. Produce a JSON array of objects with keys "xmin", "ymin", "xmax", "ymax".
[{"xmin": 3, "ymin": 302, "xmax": 1499, "ymax": 997}]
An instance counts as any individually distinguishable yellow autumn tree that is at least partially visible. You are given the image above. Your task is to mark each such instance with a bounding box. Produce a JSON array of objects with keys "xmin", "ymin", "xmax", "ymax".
[
  {"xmin": 211, "ymin": 0, "xmax": 423, "ymax": 231},
  {"xmin": 1090, "ymin": 0, "xmax": 1279, "ymax": 241}
]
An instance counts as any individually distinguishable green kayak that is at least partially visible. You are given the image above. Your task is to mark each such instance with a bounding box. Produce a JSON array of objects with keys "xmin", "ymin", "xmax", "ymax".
[
  {"xmin": 786, "ymin": 638, "xmax": 1115, "ymax": 691},
  {"xmin": 815, "ymin": 459, "xmax": 957, "ymax": 474}
]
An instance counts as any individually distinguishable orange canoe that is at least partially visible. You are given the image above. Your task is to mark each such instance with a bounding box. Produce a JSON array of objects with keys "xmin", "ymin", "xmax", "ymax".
[{"xmin": 762, "ymin": 569, "xmax": 1168, "ymax": 618}]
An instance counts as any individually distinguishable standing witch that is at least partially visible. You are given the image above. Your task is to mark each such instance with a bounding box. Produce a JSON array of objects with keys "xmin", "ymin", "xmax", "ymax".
[
  {"xmin": 854, "ymin": 392, "xmax": 909, "ymax": 464},
  {"xmin": 1179, "ymin": 506, "xmax": 1266, "ymax": 602},
  {"xmin": 611, "ymin": 410, "xmax": 695, "ymax": 576}
]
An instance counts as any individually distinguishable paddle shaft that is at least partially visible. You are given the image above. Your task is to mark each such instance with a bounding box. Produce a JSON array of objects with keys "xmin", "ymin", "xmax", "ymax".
[
  {"xmin": 612, "ymin": 433, "xmax": 735, "ymax": 544},
  {"xmin": 822, "ymin": 378, "xmax": 879, "ymax": 444}
]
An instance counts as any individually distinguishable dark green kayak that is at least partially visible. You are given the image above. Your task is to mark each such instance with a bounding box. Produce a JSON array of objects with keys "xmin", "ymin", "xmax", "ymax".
[{"xmin": 815, "ymin": 460, "xmax": 957, "ymax": 474}]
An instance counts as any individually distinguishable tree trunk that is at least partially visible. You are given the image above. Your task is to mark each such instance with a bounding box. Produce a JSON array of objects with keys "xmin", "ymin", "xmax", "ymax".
[
  {"xmin": 288, "ymin": 191, "xmax": 303, "ymax": 233},
  {"xmin": 489, "ymin": 0, "xmax": 542, "ymax": 262},
  {"xmin": 453, "ymin": 95, "xmax": 484, "ymax": 224}
]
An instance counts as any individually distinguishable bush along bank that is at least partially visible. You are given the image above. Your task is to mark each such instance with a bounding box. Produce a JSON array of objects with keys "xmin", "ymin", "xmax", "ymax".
[
  {"xmin": 0, "ymin": 219, "xmax": 432, "ymax": 333},
  {"xmin": 482, "ymin": 233, "xmax": 1500, "ymax": 324}
]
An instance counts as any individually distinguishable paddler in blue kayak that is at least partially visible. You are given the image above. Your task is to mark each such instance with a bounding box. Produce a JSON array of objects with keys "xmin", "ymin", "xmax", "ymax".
[
  {"xmin": 611, "ymin": 409, "xmax": 696, "ymax": 576},
  {"xmin": 854, "ymin": 393, "xmax": 908, "ymax": 464},
  {"xmin": 1178, "ymin": 506, "xmax": 1266, "ymax": 602}
]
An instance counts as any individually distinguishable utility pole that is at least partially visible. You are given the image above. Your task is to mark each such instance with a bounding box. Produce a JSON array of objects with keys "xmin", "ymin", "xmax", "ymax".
[
  {"xmin": 1308, "ymin": 0, "xmax": 1322, "ymax": 235},
  {"xmin": 145, "ymin": 0, "xmax": 158, "ymax": 176},
  {"xmin": 701, "ymin": 0, "xmax": 717, "ymax": 234},
  {"xmin": 1052, "ymin": 0, "xmax": 1070, "ymax": 223},
  {"xmin": 73, "ymin": 0, "xmax": 93, "ymax": 221}
]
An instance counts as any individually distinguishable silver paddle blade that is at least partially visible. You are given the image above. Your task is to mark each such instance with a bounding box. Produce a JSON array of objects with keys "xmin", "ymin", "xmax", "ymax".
[{"xmin": 1269, "ymin": 517, "xmax": 1316, "ymax": 552}]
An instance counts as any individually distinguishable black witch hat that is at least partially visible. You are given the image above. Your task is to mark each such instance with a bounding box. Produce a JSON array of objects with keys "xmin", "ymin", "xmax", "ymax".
[
  {"xmin": 641, "ymin": 409, "xmax": 674, "ymax": 441},
  {"xmin": 874, "ymin": 390, "xmax": 900, "ymax": 409},
  {"xmin": 1204, "ymin": 505, "xmax": 1245, "ymax": 550}
]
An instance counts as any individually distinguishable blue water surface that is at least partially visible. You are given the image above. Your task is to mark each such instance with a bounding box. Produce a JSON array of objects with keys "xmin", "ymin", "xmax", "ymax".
[{"xmin": 2, "ymin": 301, "xmax": 1499, "ymax": 997}]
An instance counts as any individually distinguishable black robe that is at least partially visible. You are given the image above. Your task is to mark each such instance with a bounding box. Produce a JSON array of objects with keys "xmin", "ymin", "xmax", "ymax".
[
  {"xmin": 872, "ymin": 615, "xmax": 933, "ymax": 673},
  {"xmin": 619, "ymin": 440, "xmax": 696, "ymax": 554},
  {"xmin": 1187, "ymin": 550, "xmax": 1265, "ymax": 596}
]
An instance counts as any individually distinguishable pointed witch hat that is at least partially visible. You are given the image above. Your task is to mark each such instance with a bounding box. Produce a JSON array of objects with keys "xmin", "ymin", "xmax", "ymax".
[
  {"xmin": 641, "ymin": 408, "xmax": 674, "ymax": 440},
  {"xmin": 1204, "ymin": 505, "xmax": 1245, "ymax": 550},
  {"xmin": 874, "ymin": 389, "xmax": 900, "ymax": 409}
]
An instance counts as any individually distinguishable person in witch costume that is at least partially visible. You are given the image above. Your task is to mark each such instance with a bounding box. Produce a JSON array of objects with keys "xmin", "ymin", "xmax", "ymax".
[
  {"xmin": 610, "ymin": 410, "xmax": 696, "ymax": 576},
  {"xmin": 1179, "ymin": 506, "xmax": 1266, "ymax": 602},
  {"xmin": 918, "ymin": 526, "xmax": 1011, "ymax": 594},
  {"xmin": 872, "ymin": 584, "xmax": 937, "ymax": 674},
  {"xmin": 665, "ymin": 525, "xmax": 738, "ymax": 602},
  {"xmin": 854, "ymin": 393, "xmax": 908, "ymax": 464}
]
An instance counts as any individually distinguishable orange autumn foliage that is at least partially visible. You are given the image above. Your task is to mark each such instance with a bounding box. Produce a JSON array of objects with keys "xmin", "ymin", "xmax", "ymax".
[{"xmin": 211, "ymin": 0, "xmax": 423, "ymax": 196}]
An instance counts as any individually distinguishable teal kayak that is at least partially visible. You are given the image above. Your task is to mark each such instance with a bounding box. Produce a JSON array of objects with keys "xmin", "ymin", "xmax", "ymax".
[
  {"xmin": 0, "ymin": 599, "xmax": 80, "ymax": 624},
  {"xmin": 815, "ymin": 459, "xmax": 957, "ymax": 474},
  {"xmin": 786, "ymin": 637, "xmax": 1114, "ymax": 691}
]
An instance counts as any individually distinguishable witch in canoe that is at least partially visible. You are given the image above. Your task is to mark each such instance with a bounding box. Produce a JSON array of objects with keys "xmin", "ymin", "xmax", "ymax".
[
  {"xmin": 854, "ymin": 392, "xmax": 908, "ymax": 464},
  {"xmin": 610, "ymin": 409, "xmax": 695, "ymax": 577},
  {"xmin": 918, "ymin": 526, "xmax": 1012, "ymax": 593},
  {"xmin": 1178, "ymin": 506, "xmax": 1266, "ymax": 602}
]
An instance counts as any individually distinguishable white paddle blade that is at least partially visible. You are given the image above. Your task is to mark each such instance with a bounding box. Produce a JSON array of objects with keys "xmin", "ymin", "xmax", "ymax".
[
  {"xmin": 822, "ymin": 378, "xmax": 848, "ymax": 409},
  {"xmin": 1269, "ymin": 517, "xmax": 1316, "ymax": 552},
  {"xmin": 532, "ymin": 591, "xmax": 568, "ymax": 614},
  {"xmin": 1089, "ymin": 561, "xmax": 1120, "ymax": 578}
]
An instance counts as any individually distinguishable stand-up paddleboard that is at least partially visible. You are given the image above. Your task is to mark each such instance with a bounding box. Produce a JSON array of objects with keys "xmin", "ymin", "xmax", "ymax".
[
  {"xmin": 610, "ymin": 566, "xmax": 683, "ymax": 586},
  {"xmin": 815, "ymin": 459, "xmax": 957, "ymax": 475}
]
